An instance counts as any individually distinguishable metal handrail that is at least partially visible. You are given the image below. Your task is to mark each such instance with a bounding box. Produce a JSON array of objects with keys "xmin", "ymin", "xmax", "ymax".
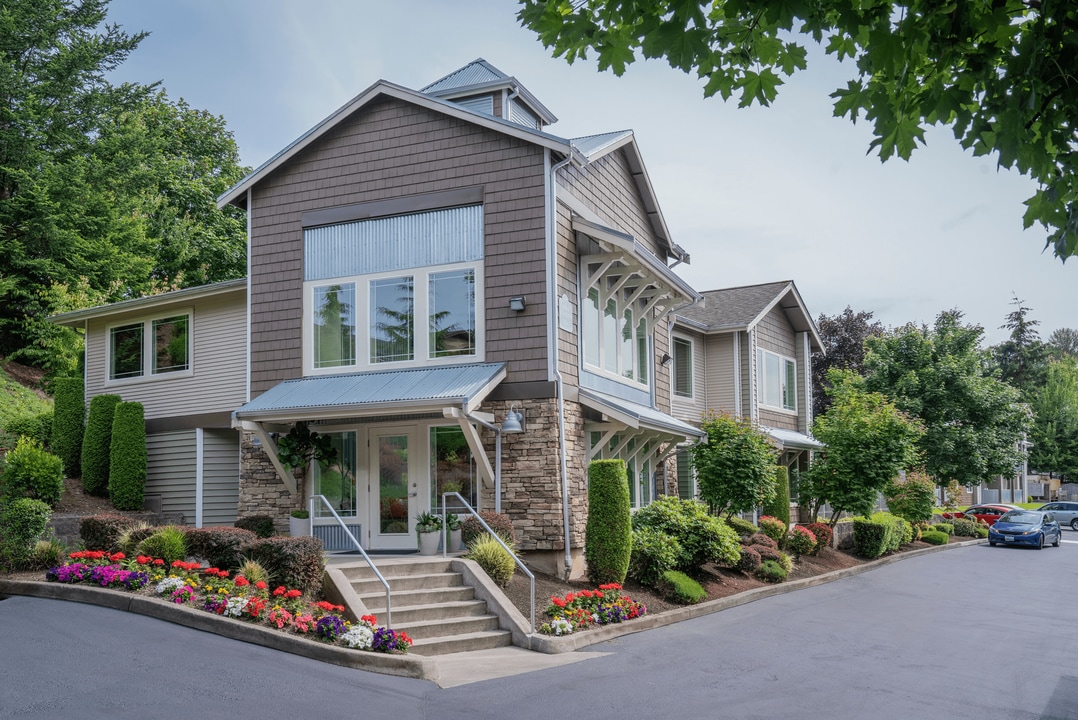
[
  {"xmin": 308, "ymin": 494, "xmax": 392, "ymax": 628},
  {"xmin": 441, "ymin": 492, "xmax": 535, "ymax": 634}
]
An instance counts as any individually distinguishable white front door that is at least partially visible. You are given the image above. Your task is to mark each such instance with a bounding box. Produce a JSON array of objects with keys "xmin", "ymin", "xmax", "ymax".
[{"xmin": 368, "ymin": 426, "xmax": 418, "ymax": 550}]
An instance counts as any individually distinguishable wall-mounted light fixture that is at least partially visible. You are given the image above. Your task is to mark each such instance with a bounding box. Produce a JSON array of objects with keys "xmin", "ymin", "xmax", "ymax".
[
  {"xmin": 508, "ymin": 296, "xmax": 526, "ymax": 312},
  {"xmin": 660, "ymin": 352, "xmax": 673, "ymax": 368},
  {"xmin": 501, "ymin": 403, "xmax": 525, "ymax": 433}
]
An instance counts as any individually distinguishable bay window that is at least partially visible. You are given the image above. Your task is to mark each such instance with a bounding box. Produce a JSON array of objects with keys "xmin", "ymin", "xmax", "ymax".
[{"xmin": 581, "ymin": 287, "xmax": 649, "ymax": 386}]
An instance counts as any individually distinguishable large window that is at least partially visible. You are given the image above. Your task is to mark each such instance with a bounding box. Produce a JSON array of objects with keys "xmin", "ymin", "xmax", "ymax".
[
  {"xmin": 109, "ymin": 313, "xmax": 189, "ymax": 381},
  {"xmin": 673, "ymin": 337, "xmax": 693, "ymax": 398},
  {"xmin": 313, "ymin": 431, "xmax": 357, "ymax": 517},
  {"xmin": 303, "ymin": 205, "xmax": 483, "ymax": 374},
  {"xmin": 430, "ymin": 426, "xmax": 477, "ymax": 513},
  {"xmin": 757, "ymin": 348, "xmax": 797, "ymax": 411},
  {"xmin": 581, "ymin": 288, "xmax": 649, "ymax": 386}
]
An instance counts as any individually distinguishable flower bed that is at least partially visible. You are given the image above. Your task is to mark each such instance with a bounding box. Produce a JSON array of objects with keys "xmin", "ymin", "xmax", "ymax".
[
  {"xmin": 44, "ymin": 551, "xmax": 412, "ymax": 654},
  {"xmin": 539, "ymin": 583, "xmax": 647, "ymax": 636}
]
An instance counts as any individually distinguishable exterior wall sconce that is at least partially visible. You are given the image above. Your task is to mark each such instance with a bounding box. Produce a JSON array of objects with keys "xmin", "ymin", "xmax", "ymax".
[
  {"xmin": 660, "ymin": 352, "xmax": 673, "ymax": 368},
  {"xmin": 501, "ymin": 403, "xmax": 525, "ymax": 433},
  {"xmin": 508, "ymin": 296, "xmax": 526, "ymax": 312}
]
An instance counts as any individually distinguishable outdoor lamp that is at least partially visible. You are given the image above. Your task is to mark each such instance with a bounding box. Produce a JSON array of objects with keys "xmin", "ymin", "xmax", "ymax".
[{"xmin": 501, "ymin": 403, "xmax": 525, "ymax": 433}]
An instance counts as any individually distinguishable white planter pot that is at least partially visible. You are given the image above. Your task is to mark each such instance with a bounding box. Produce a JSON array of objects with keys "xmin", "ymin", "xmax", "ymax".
[
  {"xmin": 448, "ymin": 528, "xmax": 463, "ymax": 553},
  {"xmin": 289, "ymin": 516, "xmax": 309, "ymax": 537},
  {"xmin": 418, "ymin": 530, "xmax": 440, "ymax": 555}
]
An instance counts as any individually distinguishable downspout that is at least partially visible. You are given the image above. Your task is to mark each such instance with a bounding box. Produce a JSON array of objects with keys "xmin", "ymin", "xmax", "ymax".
[{"xmin": 546, "ymin": 148, "xmax": 574, "ymax": 577}]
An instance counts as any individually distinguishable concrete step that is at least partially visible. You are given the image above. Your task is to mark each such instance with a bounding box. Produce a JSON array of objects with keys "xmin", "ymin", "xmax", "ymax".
[
  {"xmin": 408, "ymin": 629, "xmax": 513, "ymax": 657},
  {"xmin": 340, "ymin": 559, "xmax": 454, "ymax": 581},
  {"xmin": 393, "ymin": 613, "xmax": 501, "ymax": 641},
  {"xmin": 351, "ymin": 571, "xmax": 462, "ymax": 594},
  {"xmin": 361, "ymin": 584, "xmax": 475, "ymax": 611},
  {"xmin": 376, "ymin": 599, "xmax": 489, "ymax": 625}
]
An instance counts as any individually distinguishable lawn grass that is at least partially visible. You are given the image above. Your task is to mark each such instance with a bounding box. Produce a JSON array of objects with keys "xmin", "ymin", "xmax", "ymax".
[{"xmin": 0, "ymin": 364, "xmax": 53, "ymax": 450}]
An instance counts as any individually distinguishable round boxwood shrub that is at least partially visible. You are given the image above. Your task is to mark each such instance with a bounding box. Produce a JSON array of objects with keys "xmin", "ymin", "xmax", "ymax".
[
  {"xmin": 51, "ymin": 376, "xmax": 84, "ymax": 478},
  {"xmin": 736, "ymin": 544, "xmax": 762, "ymax": 574},
  {"xmin": 934, "ymin": 522, "xmax": 955, "ymax": 536},
  {"xmin": 136, "ymin": 526, "xmax": 188, "ymax": 565},
  {"xmin": 724, "ymin": 516, "xmax": 758, "ymax": 537},
  {"xmin": 755, "ymin": 559, "xmax": 788, "ymax": 583},
  {"xmin": 952, "ymin": 518, "xmax": 978, "ymax": 537},
  {"xmin": 920, "ymin": 530, "xmax": 949, "ymax": 545},
  {"xmin": 786, "ymin": 525, "xmax": 817, "ymax": 556},
  {"xmin": 81, "ymin": 394, "xmax": 122, "ymax": 497},
  {"xmin": 585, "ymin": 459, "xmax": 632, "ymax": 585},
  {"xmin": 658, "ymin": 570, "xmax": 707, "ymax": 604},
  {"xmin": 1, "ymin": 436, "xmax": 64, "ymax": 507},
  {"xmin": 762, "ymin": 466, "xmax": 790, "ymax": 527},
  {"xmin": 628, "ymin": 526, "xmax": 681, "ymax": 587},
  {"xmin": 0, "ymin": 498, "xmax": 52, "ymax": 571},
  {"xmin": 108, "ymin": 402, "xmax": 146, "ymax": 511},
  {"xmin": 805, "ymin": 522, "xmax": 833, "ymax": 553}
]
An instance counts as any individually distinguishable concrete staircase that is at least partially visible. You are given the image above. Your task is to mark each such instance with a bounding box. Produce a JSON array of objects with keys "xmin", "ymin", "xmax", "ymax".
[{"xmin": 337, "ymin": 558, "xmax": 513, "ymax": 656}]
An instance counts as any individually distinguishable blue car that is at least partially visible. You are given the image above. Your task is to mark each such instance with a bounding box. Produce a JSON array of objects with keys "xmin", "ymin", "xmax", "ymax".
[{"xmin": 988, "ymin": 510, "xmax": 1062, "ymax": 549}]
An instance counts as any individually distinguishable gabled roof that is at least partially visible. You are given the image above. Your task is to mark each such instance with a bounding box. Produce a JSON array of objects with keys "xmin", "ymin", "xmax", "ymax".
[
  {"xmin": 420, "ymin": 58, "xmax": 558, "ymax": 126},
  {"xmin": 49, "ymin": 278, "xmax": 246, "ymax": 327},
  {"xmin": 675, "ymin": 280, "xmax": 823, "ymax": 352}
]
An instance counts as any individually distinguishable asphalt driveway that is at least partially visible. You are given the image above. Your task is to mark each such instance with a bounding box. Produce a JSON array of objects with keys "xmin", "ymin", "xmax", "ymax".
[{"xmin": 3, "ymin": 541, "xmax": 1077, "ymax": 719}]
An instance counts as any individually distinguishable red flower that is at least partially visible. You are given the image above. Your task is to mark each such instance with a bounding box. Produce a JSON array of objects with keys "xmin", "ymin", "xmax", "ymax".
[
  {"xmin": 234, "ymin": 577, "xmax": 250, "ymax": 587},
  {"xmin": 171, "ymin": 560, "xmax": 185, "ymax": 568},
  {"xmin": 551, "ymin": 597, "xmax": 566, "ymax": 608},
  {"xmin": 255, "ymin": 580, "xmax": 267, "ymax": 590},
  {"xmin": 218, "ymin": 571, "xmax": 229, "ymax": 578},
  {"xmin": 204, "ymin": 568, "xmax": 220, "ymax": 577},
  {"xmin": 285, "ymin": 589, "xmax": 302, "ymax": 599},
  {"xmin": 361, "ymin": 614, "xmax": 378, "ymax": 625},
  {"xmin": 153, "ymin": 559, "xmax": 165, "ymax": 566},
  {"xmin": 272, "ymin": 586, "xmax": 286, "ymax": 596}
]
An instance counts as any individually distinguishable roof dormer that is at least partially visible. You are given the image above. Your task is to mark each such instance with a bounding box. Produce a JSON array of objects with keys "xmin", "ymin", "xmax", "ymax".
[{"xmin": 421, "ymin": 58, "xmax": 557, "ymax": 130}]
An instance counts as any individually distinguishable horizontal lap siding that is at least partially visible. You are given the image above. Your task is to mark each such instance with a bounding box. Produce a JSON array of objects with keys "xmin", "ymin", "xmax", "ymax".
[
  {"xmin": 146, "ymin": 431, "xmax": 196, "ymax": 522},
  {"xmin": 202, "ymin": 429, "xmax": 240, "ymax": 526},
  {"xmin": 671, "ymin": 329, "xmax": 707, "ymax": 425},
  {"xmin": 703, "ymin": 333, "xmax": 737, "ymax": 418},
  {"xmin": 757, "ymin": 308, "xmax": 798, "ymax": 431},
  {"xmin": 84, "ymin": 293, "xmax": 246, "ymax": 421},
  {"xmin": 249, "ymin": 97, "xmax": 548, "ymax": 396},
  {"xmin": 556, "ymin": 204, "xmax": 579, "ymax": 386}
]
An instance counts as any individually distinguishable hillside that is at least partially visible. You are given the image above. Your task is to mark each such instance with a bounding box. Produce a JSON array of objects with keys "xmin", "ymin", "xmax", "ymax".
[{"xmin": 0, "ymin": 359, "xmax": 53, "ymax": 451}]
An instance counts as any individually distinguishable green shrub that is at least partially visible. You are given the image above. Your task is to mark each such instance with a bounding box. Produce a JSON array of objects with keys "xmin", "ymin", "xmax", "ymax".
[
  {"xmin": 79, "ymin": 514, "xmax": 135, "ymax": 551},
  {"xmin": 805, "ymin": 522, "xmax": 833, "ymax": 553},
  {"xmin": 852, "ymin": 517, "xmax": 890, "ymax": 559},
  {"xmin": 736, "ymin": 544, "xmax": 762, "ymax": 573},
  {"xmin": 724, "ymin": 516, "xmax": 758, "ymax": 537},
  {"xmin": 631, "ymin": 495, "xmax": 740, "ymax": 570},
  {"xmin": 235, "ymin": 515, "xmax": 276, "ymax": 538},
  {"xmin": 81, "ymin": 394, "xmax": 122, "ymax": 497},
  {"xmin": 584, "ymin": 459, "xmax": 632, "ymax": 585},
  {"xmin": 0, "ymin": 498, "xmax": 52, "ymax": 571},
  {"xmin": 786, "ymin": 525, "xmax": 817, "ymax": 556},
  {"xmin": 975, "ymin": 526, "xmax": 989, "ymax": 538},
  {"xmin": 3, "ymin": 411, "xmax": 54, "ymax": 448},
  {"xmin": 762, "ymin": 466, "xmax": 790, "ymax": 527},
  {"xmin": 116, "ymin": 522, "xmax": 157, "ymax": 556},
  {"xmin": 755, "ymin": 559, "xmax": 788, "ymax": 583},
  {"xmin": 238, "ymin": 535, "xmax": 325, "ymax": 595},
  {"xmin": 1, "ymin": 436, "xmax": 64, "ymax": 506},
  {"xmin": 136, "ymin": 526, "xmax": 188, "ymax": 565},
  {"xmin": 952, "ymin": 518, "xmax": 978, "ymax": 537},
  {"xmin": 237, "ymin": 559, "xmax": 270, "ymax": 585},
  {"xmin": 934, "ymin": 522, "xmax": 955, "ymax": 536},
  {"xmin": 465, "ymin": 533, "xmax": 516, "ymax": 588},
  {"xmin": 29, "ymin": 538, "xmax": 67, "ymax": 570},
  {"xmin": 658, "ymin": 570, "xmax": 707, "ymax": 604},
  {"xmin": 108, "ymin": 402, "xmax": 146, "ymax": 511},
  {"xmin": 628, "ymin": 526, "xmax": 681, "ymax": 587},
  {"xmin": 185, "ymin": 526, "xmax": 257, "ymax": 569},
  {"xmin": 884, "ymin": 471, "xmax": 937, "ymax": 524},
  {"xmin": 754, "ymin": 544, "xmax": 792, "ymax": 573},
  {"xmin": 748, "ymin": 532, "xmax": 778, "ymax": 549},
  {"xmin": 920, "ymin": 530, "xmax": 949, "ymax": 545},
  {"xmin": 460, "ymin": 510, "xmax": 516, "ymax": 546},
  {"xmin": 758, "ymin": 515, "xmax": 787, "ymax": 546},
  {"xmin": 51, "ymin": 377, "xmax": 84, "ymax": 478}
]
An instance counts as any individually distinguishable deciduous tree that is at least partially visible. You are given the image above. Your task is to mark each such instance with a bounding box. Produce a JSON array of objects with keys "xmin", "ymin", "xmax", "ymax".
[
  {"xmin": 691, "ymin": 412, "xmax": 776, "ymax": 518},
  {"xmin": 811, "ymin": 306, "xmax": 884, "ymax": 418}
]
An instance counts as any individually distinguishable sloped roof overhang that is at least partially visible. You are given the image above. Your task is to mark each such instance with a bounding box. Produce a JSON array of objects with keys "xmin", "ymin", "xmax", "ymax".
[
  {"xmin": 763, "ymin": 426, "xmax": 825, "ymax": 451},
  {"xmin": 580, "ymin": 387, "xmax": 705, "ymax": 466}
]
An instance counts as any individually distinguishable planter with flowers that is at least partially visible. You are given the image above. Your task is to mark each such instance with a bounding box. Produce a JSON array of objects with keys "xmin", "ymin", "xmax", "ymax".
[
  {"xmin": 289, "ymin": 509, "xmax": 310, "ymax": 537},
  {"xmin": 415, "ymin": 512, "xmax": 442, "ymax": 555},
  {"xmin": 445, "ymin": 513, "xmax": 462, "ymax": 553}
]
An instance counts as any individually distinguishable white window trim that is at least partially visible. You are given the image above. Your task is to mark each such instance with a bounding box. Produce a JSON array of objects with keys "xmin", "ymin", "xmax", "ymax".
[
  {"xmin": 579, "ymin": 287, "xmax": 651, "ymax": 389},
  {"xmin": 672, "ymin": 334, "xmax": 694, "ymax": 400},
  {"xmin": 105, "ymin": 307, "xmax": 194, "ymax": 386},
  {"xmin": 756, "ymin": 346, "xmax": 798, "ymax": 414},
  {"xmin": 302, "ymin": 261, "xmax": 484, "ymax": 376}
]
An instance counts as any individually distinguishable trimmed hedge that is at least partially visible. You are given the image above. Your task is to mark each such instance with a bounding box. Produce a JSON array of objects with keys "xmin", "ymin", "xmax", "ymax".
[
  {"xmin": 238, "ymin": 535, "xmax": 325, "ymax": 595},
  {"xmin": 852, "ymin": 512, "xmax": 912, "ymax": 558},
  {"xmin": 81, "ymin": 394, "xmax": 122, "ymax": 497},
  {"xmin": 657, "ymin": 570, "xmax": 707, "ymax": 604},
  {"xmin": 921, "ymin": 530, "xmax": 949, "ymax": 545},
  {"xmin": 584, "ymin": 459, "xmax": 632, "ymax": 585},
  {"xmin": 1, "ymin": 436, "xmax": 64, "ymax": 507},
  {"xmin": 724, "ymin": 516, "xmax": 758, "ymax": 537},
  {"xmin": 185, "ymin": 526, "xmax": 258, "ymax": 569},
  {"xmin": 51, "ymin": 376, "xmax": 84, "ymax": 478},
  {"xmin": 933, "ymin": 522, "xmax": 955, "ymax": 536},
  {"xmin": 952, "ymin": 518, "xmax": 978, "ymax": 537},
  {"xmin": 80, "ymin": 514, "xmax": 136, "ymax": 551},
  {"xmin": 461, "ymin": 511, "xmax": 516, "ymax": 546},
  {"xmin": 108, "ymin": 402, "xmax": 146, "ymax": 511},
  {"xmin": 762, "ymin": 466, "xmax": 790, "ymax": 527},
  {"xmin": 0, "ymin": 498, "xmax": 52, "ymax": 571},
  {"xmin": 628, "ymin": 526, "xmax": 681, "ymax": 587},
  {"xmin": 235, "ymin": 515, "xmax": 276, "ymax": 538}
]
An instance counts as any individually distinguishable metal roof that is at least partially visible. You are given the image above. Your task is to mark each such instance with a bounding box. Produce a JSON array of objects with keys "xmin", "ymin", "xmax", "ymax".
[
  {"xmin": 579, "ymin": 388, "xmax": 706, "ymax": 440},
  {"xmin": 49, "ymin": 278, "xmax": 247, "ymax": 327},
  {"xmin": 233, "ymin": 363, "xmax": 506, "ymax": 422},
  {"xmin": 572, "ymin": 130, "xmax": 633, "ymax": 158},
  {"xmin": 763, "ymin": 426, "xmax": 825, "ymax": 451},
  {"xmin": 421, "ymin": 58, "xmax": 507, "ymax": 93}
]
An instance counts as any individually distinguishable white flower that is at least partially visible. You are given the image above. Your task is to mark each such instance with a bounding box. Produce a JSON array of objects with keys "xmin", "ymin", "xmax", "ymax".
[
  {"xmin": 155, "ymin": 577, "xmax": 186, "ymax": 595},
  {"xmin": 224, "ymin": 595, "xmax": 249, "ymax": 618},
  {"xmin": 551, "ymin": 617, "xmax": 573, "ymax": 636},
  {"xmin": 341, "ymin": 625, "xmax": 374, "ymax": 650}
]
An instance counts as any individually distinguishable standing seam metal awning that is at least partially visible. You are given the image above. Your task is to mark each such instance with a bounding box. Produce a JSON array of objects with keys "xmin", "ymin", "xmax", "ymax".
[
  {"xmin": 233, "ymin": 363, "xmax": 507, "ymax": 423},
  {"xmin": 762, "ymin": 426, "xmax": 825, "ymax": 451},
  {"xmin": 580, "ymin": 388, "xmax": 705, "ymax": 466}
]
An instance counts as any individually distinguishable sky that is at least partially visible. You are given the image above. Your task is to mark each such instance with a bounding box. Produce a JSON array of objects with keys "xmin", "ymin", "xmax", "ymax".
[{"xmin": 103, "ymin": 0, "xmax": 1075, "ymax": 346}]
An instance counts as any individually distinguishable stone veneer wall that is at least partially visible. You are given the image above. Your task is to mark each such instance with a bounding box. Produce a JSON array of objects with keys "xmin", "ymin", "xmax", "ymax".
[{"xmin": 238, "ymin": 432, "xmax": 305, "ymax": 533}]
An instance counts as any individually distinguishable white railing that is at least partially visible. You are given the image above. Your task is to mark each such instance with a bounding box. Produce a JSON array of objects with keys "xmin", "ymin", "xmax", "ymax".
[
  {"xmin": 441, "ymin": 491, "xmax": 535, "ymax": 634},
  {"xmin": 308, "ymin": 494, "xmax": 392, "ymax": 628}
]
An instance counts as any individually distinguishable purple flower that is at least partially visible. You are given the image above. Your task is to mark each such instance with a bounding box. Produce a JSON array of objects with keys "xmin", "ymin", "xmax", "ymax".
[
  {"xmin": 316, "ymin": 615, "xmax": 346, "ymax": 642},
  {"xmin": 371, "ymin": 627, "xmax": 401, "ymax": 653},
  {"xmin": 45, "ymin": 563, "xmax": 91, "ymax": 584}
]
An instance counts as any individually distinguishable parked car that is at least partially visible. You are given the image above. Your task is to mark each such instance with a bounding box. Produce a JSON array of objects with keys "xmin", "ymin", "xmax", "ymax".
[
  {"xmin": 1036, "ymin": 502, "xmax": 1078, "ymax": 530},
  {"xmin": 988, "ymin": 510, "xmax": 1062, "ymax": 549},
  {"xmin": 942, "ymin": 504, "xmax": 1023, "ymax": 526}
]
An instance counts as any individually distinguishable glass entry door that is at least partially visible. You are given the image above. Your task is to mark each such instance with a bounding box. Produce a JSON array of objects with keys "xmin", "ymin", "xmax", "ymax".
[{"xmin": 369, "ymin": 427, "xmax": 418, "ymax": 550}]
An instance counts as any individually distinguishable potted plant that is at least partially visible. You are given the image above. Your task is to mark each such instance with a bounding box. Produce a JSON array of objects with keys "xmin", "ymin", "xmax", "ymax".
[
  {"xmin": 446, "ymin": 513, "xmax": 463, "ymax": 553},
  {"xmin": 289, "ymin": 509, "xmax": 310, "ymax": 537},
  {"xmin": 416, "ymin": 511, "xmax": 442, "ymax": 555}
]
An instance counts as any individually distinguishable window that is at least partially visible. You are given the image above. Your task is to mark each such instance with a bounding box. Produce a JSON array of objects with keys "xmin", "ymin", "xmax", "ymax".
[
  {"xmin": 313, "ymin": 431, "xmax": 357, "ymax": 517},
  {"xmin": 673, "ymin": 337, "xmax": 693, "ymax": 398},
  {"xmin": 581, "ymin": 287, "xmax": 649, "ymax": 386},
  {"xmin": 303, "ymin": 206, "xmax": 483, "ymax": 374},
  {"xmin": 590, "ymin": 432, "xmax": 653, "ymax": 510},
  {"xmin": 109, "ymin": 313, "xmax": 190, "ymax": 381},
  {"xmin": 430, "ymin": 426, "xmax": 477, "ymax": 513},
  {"xmin": 757, "ymin": 348, "xmax": 796, "ymax": 411},
  {"xmin": 676, "ymin": 448, "xmax": 694, "ymax": 500}
]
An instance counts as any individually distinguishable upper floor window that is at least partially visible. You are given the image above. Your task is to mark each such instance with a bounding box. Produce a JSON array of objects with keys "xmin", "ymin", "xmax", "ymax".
[
  {"xmin": 673, "ymin": 337, "xmax": 693, "ymax": 398},
  {"xmin": 581, "ymin": 287, "xmax": 648, "ymax": 386},
  {"xmin": 109, "ymin": 313, "xmax": 190, "ymax": 381},
  {"xmin": 757, "ymin": 347, "xmax": 796, "ymax": 411},
  {"xmin": 303, "ymin": 206, "xmax": 483, "ymax": 374}
]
